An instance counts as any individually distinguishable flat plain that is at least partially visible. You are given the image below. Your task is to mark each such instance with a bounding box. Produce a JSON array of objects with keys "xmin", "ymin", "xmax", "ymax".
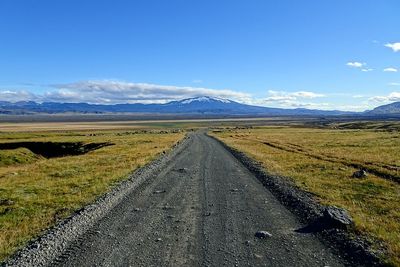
[{"xmin": 1, "ymin": 119, "xmax": 399, "ymax": 266}]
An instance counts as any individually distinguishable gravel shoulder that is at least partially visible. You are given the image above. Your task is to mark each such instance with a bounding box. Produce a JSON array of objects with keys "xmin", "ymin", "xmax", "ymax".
[{"xmin": 3, "ymin": 131, "xmax": 380, "ymax": 267}]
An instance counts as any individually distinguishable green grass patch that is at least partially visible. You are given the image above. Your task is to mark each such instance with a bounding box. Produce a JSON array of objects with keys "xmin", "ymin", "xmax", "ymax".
[{"xmin": 0, "ymin": 148, "xmax": 42, "ymax": 167}]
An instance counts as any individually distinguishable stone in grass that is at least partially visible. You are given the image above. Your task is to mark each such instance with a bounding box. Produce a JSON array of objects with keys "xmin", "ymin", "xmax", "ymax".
[
  {"xmin": 352, "ymin": 169, "xmax": 368, "ymax": 179},
  {"xmin": 0, "ymin": 199, "xmax": 14, "ymax": 205},
  {"xmin": 177, "ymin": 168, "xmax": 188, "ymax": 173},
  {"xmin": 323, "ymin": 206, "xmax": 354, "ymax": 229},
  {"xmin": 255, "ymin": 231, "xmax": 272, "ymax": 239}
]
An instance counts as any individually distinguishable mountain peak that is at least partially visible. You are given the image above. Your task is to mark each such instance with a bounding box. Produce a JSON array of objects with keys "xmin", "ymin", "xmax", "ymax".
[
  {"xmin": 179, "ymin": 96, "xmax": 233, "ymax": 104},
  {"xmin": 369, "ymin": 101, "xmax": 400, "ymax": 114}
]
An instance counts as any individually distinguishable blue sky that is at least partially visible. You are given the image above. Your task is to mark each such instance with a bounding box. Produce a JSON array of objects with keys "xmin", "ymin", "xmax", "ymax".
[{"xmin": 0, "ymin": 0, "xmax": 399, "ymax": 111}]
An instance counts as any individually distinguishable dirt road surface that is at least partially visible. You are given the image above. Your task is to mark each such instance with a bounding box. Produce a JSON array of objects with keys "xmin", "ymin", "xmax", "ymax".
[{"xmin": 51, "ymin": 132, "xmax": 346, "ymax": 267}]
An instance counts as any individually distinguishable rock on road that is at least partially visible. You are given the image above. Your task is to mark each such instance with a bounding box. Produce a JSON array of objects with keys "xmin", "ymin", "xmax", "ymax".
[{"xmin": 53, "ymin": 132, "xmax": 346, "ymax": 267}]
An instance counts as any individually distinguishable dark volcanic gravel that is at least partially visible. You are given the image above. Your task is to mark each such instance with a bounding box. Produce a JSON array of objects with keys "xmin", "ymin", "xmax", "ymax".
[{"xmin": 3, "ymin": 131, "xmax": 380, "ymax": 267}]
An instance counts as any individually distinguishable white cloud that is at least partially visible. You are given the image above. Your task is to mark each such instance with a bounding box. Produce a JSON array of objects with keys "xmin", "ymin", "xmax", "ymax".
[
  {"xmin": 263, "ymin": 95, "xmax": 295, "ymax": 102},
  {"xmin": 291, "ymin": 91, "xmax": 325, "ymax": 98},
  {"xmin": 385, "ymin": 42, "xmax": 400, "ymax": 52},
  {"xmin": 284, "ymin": 101, "xmax": 330, "ymax": 109},
  {"xmin": 265, "ymin": 90, "xmax": 324, "ymax": 100},
  {"xmin": 0, "ymin": 90, "xmax": 39, "ymax": 102},
  {"xmin": 369, "ymin": 92, "xmax": 400, "ymax": 102},
  {"xmin": 346, "ymin": 62, "xmax": 365, "ymax": 68},
  {"xmin": 388, "ymin": 82, "xmax": 400, "ymax": 86},
  {"xmin": 255, "ymin": 91, "xmax": 371, "ymax": 111},
  {"xmin": 346, "ymin": 62, "xmax": 372, "ymax": 72},
  {"xmin": 361, "ymin": 68, "xmax": 373, "ymax": 72},
  {"xmin": 1, "ymin": 80, "xmax": 252, "ymax": 104},
  {"xmin": 192, "ymin": 79, "xmax": 203, "ymax": 84},
  {"xmin": 255, "ymin": 90, "xmax": 327, "ymax": 109},
  {"xmin": 383, "ymin": 67, "xmax": 398, "ymax": 72}
]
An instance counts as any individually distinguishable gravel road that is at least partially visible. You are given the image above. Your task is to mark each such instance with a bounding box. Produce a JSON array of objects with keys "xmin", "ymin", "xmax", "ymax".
[{"xmin": 7, "ymin": 132, "xmax": 349, "ymax": 267}]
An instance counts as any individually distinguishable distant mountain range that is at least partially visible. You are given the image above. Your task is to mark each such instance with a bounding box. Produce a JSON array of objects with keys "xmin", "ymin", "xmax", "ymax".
[
  {"xmin": 368, "ymin": 101, "xmax": 400, "ymax": 115},
  {"xmin": 0, "ymin": 96, "xmax": 399, "ymax": 116},
  {"xmin": 0, "ymin": 96, "xmax": 353, "ymax": 116}
]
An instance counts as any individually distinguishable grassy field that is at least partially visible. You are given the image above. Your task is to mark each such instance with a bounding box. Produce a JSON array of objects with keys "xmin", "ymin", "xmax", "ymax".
[
  {"xmin": 212, "ymin": 125, "xmax": 400, "ymax": 265},
  {"xmin": 0, "ymin": 127, "xmax": 184, "ymax": 261},
  {"xmin": 1, "ymin": 118, "xmax": 399, "ymax": 264}
]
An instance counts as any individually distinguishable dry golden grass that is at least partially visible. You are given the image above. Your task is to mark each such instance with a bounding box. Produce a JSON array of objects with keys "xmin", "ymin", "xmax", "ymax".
[
  {"xmin": 212, "ymin": 126, "xmax": 400, "ymax": 266},
  {"xmin": 0, "ymin": 129, "xmax": 184, "ymax": 260}
]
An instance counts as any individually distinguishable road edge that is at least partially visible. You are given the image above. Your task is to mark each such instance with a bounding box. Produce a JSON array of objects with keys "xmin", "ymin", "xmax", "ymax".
[
  {"xmin": 207, "ymin": 132, "xmax": 385, "ymax": 267},
  {"xmin": 2, "ymin": 133, "xmax": 193, "ymax": 267}
]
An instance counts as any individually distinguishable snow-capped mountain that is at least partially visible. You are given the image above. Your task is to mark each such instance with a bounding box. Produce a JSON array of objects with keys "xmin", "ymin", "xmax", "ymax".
[
  {"xmin": 179, "ymin": 96, "xmax": 233, "ymax": 104},
  {"xmin": 0, "ymin": 96, "xmax": 353, "ymax": 116}
]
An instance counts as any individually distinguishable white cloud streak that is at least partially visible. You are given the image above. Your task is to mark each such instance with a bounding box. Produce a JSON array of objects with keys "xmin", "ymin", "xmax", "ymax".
[
  {"xmin": 253, "ymin": 90, "xmax": 328, "ymax": 109},
  {"xmin": 369, "ymin": 92, "xmax": 400, "ymax": 102},
  {"xmin": 0, "ymin": 90, "xmax": 39, "ymax": 102},
  {"xmin": 346, "ymin": 62, "xmax": 365, "ymax": 68},
  {"xmin": 383, "ymin": 67, "xmax": 398, "ymax": 72},
  {"xmin": 385, "ymin": 42, "xmax": 400, "ymax": 52},
  {"xmin": 264, "ymin": 90, "xmax": 325, "ymax": 100},
  {"xmin": 0, "ymin": 80, "xmax": 252, "ymax": 104},
  {"xmin": 346, "ymin": 62, "xmax": 373, "ymax": 72}
]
